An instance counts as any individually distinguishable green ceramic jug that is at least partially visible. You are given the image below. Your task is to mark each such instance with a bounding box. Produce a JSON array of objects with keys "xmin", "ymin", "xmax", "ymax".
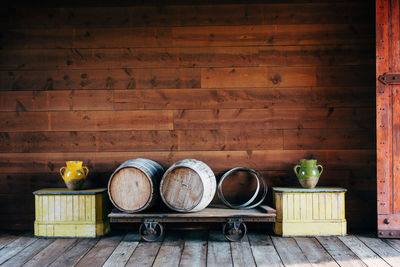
[{"xmin": 294, "ymin": 159, "xmax": 323, "ymax": 189}]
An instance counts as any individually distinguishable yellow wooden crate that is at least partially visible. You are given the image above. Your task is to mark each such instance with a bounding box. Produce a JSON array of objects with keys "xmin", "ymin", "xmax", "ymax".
[
  {"xmin": 34, "ymin": 188, "xmax": 110, "ymax": 237},
  {"xmin": 273, "ymin": 187, "xmax": 346, "ymax": 236}
]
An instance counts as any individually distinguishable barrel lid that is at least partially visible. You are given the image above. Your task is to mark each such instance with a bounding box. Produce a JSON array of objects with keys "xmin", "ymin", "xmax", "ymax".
[
  {"xmin": 33, "ymin": 188, "xmax": 107, "ymax": 195},
  {"xmin": 272, "ymin": 187, "xmax": 347, "ymax": 193}
]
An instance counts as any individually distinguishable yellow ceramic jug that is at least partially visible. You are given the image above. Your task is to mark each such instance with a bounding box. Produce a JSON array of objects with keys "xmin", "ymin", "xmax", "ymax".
[{"xmin": 60, "ymin": 161, "xmax": 89, "ymax": 190}]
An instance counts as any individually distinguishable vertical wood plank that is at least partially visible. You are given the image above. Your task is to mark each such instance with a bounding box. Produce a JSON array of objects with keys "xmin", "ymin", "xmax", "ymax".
[
  {"xmin": 49, "ymin": 238, "xmax": 99, "ymax": 267},
  {"xmin": 376, "ymin": 0, "xmax": 392, "ymax": 216},
  {"xmin": 102, "ymin": 233, "xmax": 140, "ymax": 267},
  {"xmin": 75, "ymin": 234, "xmax": 124, "ymax": 267},
  {"xmin": 316, "ymin": 237, "xmax": 366, "ymax": 267},
  {"xmin": 126, "ymin": 238, "xmax": 163, "ymax": 267},
  {"xmin": 247, "ymin": 233, "xmax": 283, "ymax": 267},
  {"xmin": 179, "ymin": 231, "xmax": 207, "ymax": 267},
  {"xmin": 230, "ymin": 235, "xmax": 256, "ymax": 267},
  {"xmin": 207, "ymin": 231, "xmax": 233, "ymax": 267},
  {"xmin": 339, "ymin": 235, "xmax": 390, "ymax": 267},
  {"xmin": 358, "ymin": 235, "xmax": 400, "ymax": 266},
  {"xmin": 271, "ymin": 236, "xmax": 312, "ymax": 267},
  {"xmin": 23, "ymin": 238, "xmax": 78, "ymax": 266},
  {"xmin": 0, "ymin": 234, "xmax": 37, "ymax": 265},
  {"xmin": 294, "ymin": 237, "xmax": 338, "ymax": 267},
  {"xmin": 152, "ymin": 232, "xmax": 185, "ymax": 267},
  {"xmin": 1, "ymin": 238, "xmax": 55, "ymax": 267},
  {"xmin": 391, "ymin": 0, "xmax": 400, "ymax": 214}
]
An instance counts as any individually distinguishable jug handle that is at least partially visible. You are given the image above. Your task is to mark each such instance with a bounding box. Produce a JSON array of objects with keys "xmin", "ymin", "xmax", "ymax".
[
  {"xmin": 83, "ymin": 166, "xmax": 89, "ymax": 176},
  {"xmin": 294, "ymin": 165, "xmax": 301, "ymax": 176},
  {"xmin": 60, "ymin": 167, "xmax": 66, "ymax": 180},
  {"xmin": 317, "ymin": 165, "xmax": 323, "ymax": 175}
]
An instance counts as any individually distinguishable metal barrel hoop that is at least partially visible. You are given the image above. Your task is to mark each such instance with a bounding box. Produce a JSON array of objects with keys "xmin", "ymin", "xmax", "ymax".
[{"xmin": 217, "ymin": 167, "xmax": 267, "ymax": 209}]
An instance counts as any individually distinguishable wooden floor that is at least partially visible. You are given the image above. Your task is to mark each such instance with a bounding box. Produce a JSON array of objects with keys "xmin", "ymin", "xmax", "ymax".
[{"xmin": 1, "ymin": 231, "xmax": 400, "ymax": 267}]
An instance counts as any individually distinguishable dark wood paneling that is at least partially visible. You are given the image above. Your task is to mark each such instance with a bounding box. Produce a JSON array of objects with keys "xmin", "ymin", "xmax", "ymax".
[
  {"xmin": 0, "ymin": 87, "xmax": 376, "ymax": 112},
  {"xmin": 173, "ymin": 108, "xmax": 375, "ymax": 130},
  {"xmin": 0, "ymin": 129, "xmax": 284, "ymax": 152},
  {"xmin": 0, "ymin": 0, "xmax": 376, "ymax": 230},
  {"xmin": 0, "ymin": 44, "xmax": 375, "ymax": 70},
  {"xmin": 0, "ymin": 3, "xmax": 372, "ymax": 28},
  {"xmin": 0, "ymin": 150, "xmax": 375, "ymax": 173}
]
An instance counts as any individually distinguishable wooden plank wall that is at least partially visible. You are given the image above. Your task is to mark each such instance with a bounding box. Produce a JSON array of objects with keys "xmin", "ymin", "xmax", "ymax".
[{"xmin": 0, "ymin": 0, "xmax": 375, "ymax": 230}]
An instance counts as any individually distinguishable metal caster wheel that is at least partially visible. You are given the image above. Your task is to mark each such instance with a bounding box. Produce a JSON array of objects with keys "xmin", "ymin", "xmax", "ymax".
[
  {"xmin": 222, "ymin": 219, "xmax": 247, "ymax": 242},
  {"xmin": 139, "ymin": 220, "xmax": 164, "ymax": 242}
]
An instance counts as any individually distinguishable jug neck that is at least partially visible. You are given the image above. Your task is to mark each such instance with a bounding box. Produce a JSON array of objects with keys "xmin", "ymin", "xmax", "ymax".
[
  {"xmin": 300, "ymin": 159, "xmax": 317, "ymax": 167},
  {"xmin": 66, "ymin": 161, "xmax": 83, "ymax": 168}
]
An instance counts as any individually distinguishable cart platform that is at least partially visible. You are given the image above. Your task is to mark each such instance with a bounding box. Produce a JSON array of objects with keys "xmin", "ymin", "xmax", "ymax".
[{"xmin": 109, "ymin": 205, "xmax": 276, "ymax": 241}]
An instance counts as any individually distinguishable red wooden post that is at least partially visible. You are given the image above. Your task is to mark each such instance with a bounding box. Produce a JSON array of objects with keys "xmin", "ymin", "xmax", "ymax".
[{"xmin": 377, "ymin": 0, "xmax": 400, "ymax": 238}]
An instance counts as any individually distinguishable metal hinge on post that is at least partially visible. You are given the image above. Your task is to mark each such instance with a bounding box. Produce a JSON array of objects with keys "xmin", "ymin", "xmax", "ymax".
[{"xmin": 378, "ymin": 73, "xmax": 400, "ymax": 85}]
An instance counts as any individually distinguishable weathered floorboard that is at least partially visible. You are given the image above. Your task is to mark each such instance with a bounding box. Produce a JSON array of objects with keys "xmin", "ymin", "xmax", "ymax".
[
  {"xmin": 0, "ymin": 234, "xmax": 37, "ymax": 265},
  {"xmin": 102, "ymin": 233, "xmax": 140, "ymax": 267},
  {"xmin": 230, "ymin": 235, "xmax": 256, "ymax": 267},
  {"xmin": 358, "ymin": 235, "xmax": 400, "ymax": 267},
  {"xmin": 316, "ymin": 236, "xmax": 366, "ymax": 267},
  {"xmin": 22, "ymin": 239, "xmax": 78, "ymax": 267},
  {"xmin": 152, "ymin": 232, "xmax": 184, "ymax": 267},
  {"xmin": 48, "ymin": 238, "xmax": 99, "ymax": 267},
  {"xmin": 271, "ymin": 236, "xmax": 312, "ymax": 267},
  {"xmin": 207, "ymin": 231, "xmax": 233, "ymax": 267},
  {"xmin": 179, "ymin": 231, "xmax": 207, "ymax": 267},
  {"xmin": 294, "ymin": 237, "xmax": 338, "ymax": 267},
  {"xmin": 75, "ymin": 234, "xmax": 124, "ymax": 267},
  {"xmin": 338, "ymin": 235, "xmax": 390, "ymax": 267},
  {"xmin": 125, "ymin": 238, "xmax": 163, "ymax": 267},
  {"xmin": 247, "ymin": 233, "xmax": 283, "ymax": 267},
  {"xmin": 1, "ymin": 238, "xmax": 55, "ymax": 267}
]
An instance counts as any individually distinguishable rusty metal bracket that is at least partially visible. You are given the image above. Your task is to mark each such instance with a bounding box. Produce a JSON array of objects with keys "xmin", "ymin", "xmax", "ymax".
[{"xmin": 378, "ymin": 73, "xmax": 400, "ymax": 85}]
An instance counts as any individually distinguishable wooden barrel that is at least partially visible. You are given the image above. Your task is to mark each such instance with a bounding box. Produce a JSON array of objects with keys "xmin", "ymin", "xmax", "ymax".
[
  {"xmin": 160, "ymin": 159, "xmax": 216, "ymax": 212},
  {"xmin": 108, "ymin": 158, "xmax": 164, "ymax": 213}
]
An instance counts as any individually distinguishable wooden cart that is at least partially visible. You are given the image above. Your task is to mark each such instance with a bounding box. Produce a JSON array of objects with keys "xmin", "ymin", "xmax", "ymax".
[{"xmin": 108, "ymin": 205, "xmax": 276, "ymax": 242}]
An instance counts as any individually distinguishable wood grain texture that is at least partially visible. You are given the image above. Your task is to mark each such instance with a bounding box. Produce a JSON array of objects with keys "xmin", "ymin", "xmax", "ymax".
[
  {"xmin": 109, "ymin": 168, "xmax": 152, "ymax": 211},
  {"xmin": 1, "ymin": 238, "xmax": 55, "ymax": 267},
  {"xmin": 0, "ymin": 45, "xmax": 374, "ymax": 70},
  {"xmin": 247, "ymin": 234, "xmax": 284, "ymax": 267},
  {"xmin": 179, "ymin": 231, "xmax": 207, "ymax": 267},
  {"xmin": 0, "ymin": 3, "xmax": 372, "ymax": 28},
  {"xmin": 316, "ymin": 237, "xmax": 366, "ymax": 267},
  {"xmin": 338, "ymin": 235, "xmax": 390, "ymax": 267},
  {"xmin": 0, "ymin": 0, "xmax": 376, "ymax": 230},
  {"xmin": 75, "ymin": 234, "xmax": 124, "ymax": 267}
]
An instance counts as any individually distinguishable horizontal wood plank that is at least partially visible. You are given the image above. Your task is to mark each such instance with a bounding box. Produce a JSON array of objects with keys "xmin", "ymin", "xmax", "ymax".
[
  {"xmin": 0, "ymin": 3, "xmax": 372, "ymax": 28},
  {"xmin": 1, "ymin": 24, "xmax": 373, "ymax": 49},
  {"xmin": 0, "ymin": 87, "xmax": 375, "ymax": 112},
  {"xmin": 0, "ymin": 150, "xmax": 375, "ymax": 173},
  {"xmin": 0, "ymin": 68, "xmax": 201, "ymax": 90},
  {"xmin": 0, "ymin": 44, "xmax": 374, "ymax": 70},
  {"xmin": 0, "ymin": 129, "xmax": 284, "ymax": 152},
  {"xmin": 173, "ymin": 108, "xmax": 375, "ymax": 130},
  {"xmin": 0, "ymin": 110, "xmax": 173, "ymax": 132},
  {"xmin": 284, "ymin": 129, "xmax": 375, "ymax": 150},
  {"xmin": 202, "ymin": 65, "xmax": 375, "ymax": 88}
]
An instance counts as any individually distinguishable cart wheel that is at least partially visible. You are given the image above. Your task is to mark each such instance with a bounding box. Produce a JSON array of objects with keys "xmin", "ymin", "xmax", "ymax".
[
  {"xmin": 139, "ymin": 221, "xmax": 164, "ymax": 242},
  {"xmin": 222, "ymin": 220, "xmax": 247, "ymax": 242}
]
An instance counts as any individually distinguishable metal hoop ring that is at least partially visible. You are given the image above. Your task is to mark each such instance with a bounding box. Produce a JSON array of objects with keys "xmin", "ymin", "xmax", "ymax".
[{"xmin": 217, "ymin": 167, "xmax": 267, "ymax": 209}]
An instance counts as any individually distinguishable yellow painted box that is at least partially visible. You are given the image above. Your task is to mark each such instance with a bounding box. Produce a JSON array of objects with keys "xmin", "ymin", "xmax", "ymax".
[
  {"xmin": 273, "ymin": 187, "xmax": 347, "ymax": 236},
  {"xmin": 34, "ymin": 188, "xmax": 111, "ymax": 238}
]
